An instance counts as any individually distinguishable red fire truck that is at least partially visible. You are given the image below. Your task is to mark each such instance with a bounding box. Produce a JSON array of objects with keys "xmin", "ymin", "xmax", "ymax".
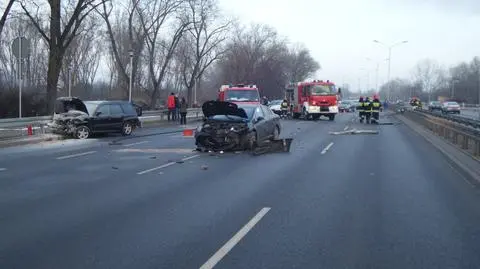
[
  {"xmin": 287, "ymin": 80, "xmax": 340, "ymax": 121},
  {"xmin": 218, "ymin": 84, "xmax": 261, "ymax": 104}
]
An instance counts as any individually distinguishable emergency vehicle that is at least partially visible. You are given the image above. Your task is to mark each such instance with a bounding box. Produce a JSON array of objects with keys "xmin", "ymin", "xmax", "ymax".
[
  {"xmin": 287, "ymin": 80, "xmax": 340, "ymax": 121},
  {"xmin": 218, "ymin": 84, "xmax": 261, "ymax": 104}
]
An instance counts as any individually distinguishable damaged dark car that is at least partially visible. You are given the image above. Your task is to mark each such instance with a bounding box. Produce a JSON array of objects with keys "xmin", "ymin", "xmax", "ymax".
[
  {"xmin": 195, "ymin": 101, "xmax": 281, "ymax": 152},
  {"xmin": 49, "ymin": 97, "xmax": 141, "ymax": 139}
]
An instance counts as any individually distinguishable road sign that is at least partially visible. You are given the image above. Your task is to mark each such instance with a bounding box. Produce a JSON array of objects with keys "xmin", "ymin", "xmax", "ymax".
[{"xmin": 12, "ymin": 37, "xmax": 30, "ymax": 59}]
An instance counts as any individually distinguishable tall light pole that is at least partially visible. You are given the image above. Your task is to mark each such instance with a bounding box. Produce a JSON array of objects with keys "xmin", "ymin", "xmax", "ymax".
[
  {"xmin": 128, "ymin": 49, "xmax": 134, "ymax": 102},
  {"xmin": 366, "ymin": 57, "xmax": 389, "ymax": 93},
  {"xmin": 373, "ymin": 40, "xmax": 408, "ymax": 101},
  {"xmin": 451, "ymin": 78, "xmax": 459, "ymax": 99}
]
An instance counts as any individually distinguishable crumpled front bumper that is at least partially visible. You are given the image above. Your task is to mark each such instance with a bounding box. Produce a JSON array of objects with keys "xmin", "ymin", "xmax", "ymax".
[{"xmin": 195, "ymin": 130, "xmax": 247, "ymax": 152}]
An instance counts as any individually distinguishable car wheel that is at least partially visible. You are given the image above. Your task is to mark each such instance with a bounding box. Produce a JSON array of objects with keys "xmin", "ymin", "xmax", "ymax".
[
  {"xmin": 122, "ymin": 122, "xmax": 133, "ymax": 136},
  {"xmin": 273, "ymin": 125, "xmax": 280, "ymax": 140},
  {"xmin": 76, "ymin": 126, "xmax": 90, "ymax": 139}
]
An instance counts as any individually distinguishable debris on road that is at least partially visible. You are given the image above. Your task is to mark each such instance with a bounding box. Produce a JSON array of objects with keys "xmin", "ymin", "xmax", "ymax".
[
  {"xmin": 112, "ymin": 166, "xmax": 119, "ymax": 170},
  {"xmin": 201, "ymin": 165, "xmax": 208, "ymax": 170},
  {"xmin": 251, "ymin": 138, "xmax": 293, "ymax": 156},
  {"xmin": 329, "ymin": 129, "xmax": 379, "ymax": 135}
]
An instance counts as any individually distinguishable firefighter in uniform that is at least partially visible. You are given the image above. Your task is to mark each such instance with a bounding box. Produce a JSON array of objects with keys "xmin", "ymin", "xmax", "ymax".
[
  {"xmin": 357, "ymin": 96, "xmax": 365, "ymax": 122},
  {"xmin": 364, "ymin": 97, "xmax": 372, "ymax": 123},
  {"xmin": 280, "ymin": 99, "xmax": 289, "ymax": 118},
  {"xmin": 371, "ymin": 95, "xmax": 382, "ymax": 123}
]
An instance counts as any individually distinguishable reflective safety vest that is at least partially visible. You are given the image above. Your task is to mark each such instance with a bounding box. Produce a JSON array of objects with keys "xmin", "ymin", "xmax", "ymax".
[
  {"xmin": 357, "ymin": 102, "xmax": 365, "ymax": 111},
  {"xmin": 372, "ymin": 101, "xmax": 381, "ymax": 111}
]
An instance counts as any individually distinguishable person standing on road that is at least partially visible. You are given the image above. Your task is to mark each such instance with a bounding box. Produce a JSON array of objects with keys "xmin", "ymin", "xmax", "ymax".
[
  {"xmin": 180, "ymin": 97, "xmax": 188, "ymax": 125},
  {"xmin": 167, "ymin": 92, "xmax": 176, "ymax": 121},
  {"xmin": 371, "ymin": 95, "xmax": 382, "ymax": 123},
  {"xmin": 174, "ymin": 94, "xmax": 180, "ymax": 122}
]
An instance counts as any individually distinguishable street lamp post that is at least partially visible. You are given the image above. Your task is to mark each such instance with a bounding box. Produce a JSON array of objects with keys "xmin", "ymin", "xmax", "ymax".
[
  {"xmin": 373, "ymin": 40, "xmax": 408, "ymax": 101},
  {"xmin": 128, "ymin": 49, "xmax": 134, "ymax": 102}
]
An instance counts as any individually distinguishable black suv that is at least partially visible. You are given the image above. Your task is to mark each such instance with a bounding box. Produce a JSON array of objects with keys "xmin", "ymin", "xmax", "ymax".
[{"xmin": 50, "ymin": 97, "xmax": 141, "ymax": 139}]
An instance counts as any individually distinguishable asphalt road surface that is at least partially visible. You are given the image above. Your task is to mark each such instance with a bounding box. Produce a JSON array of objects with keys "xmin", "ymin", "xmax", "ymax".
[{"xmin": 1, "ymin": 112, "xmax": 480, "ymax": 269}]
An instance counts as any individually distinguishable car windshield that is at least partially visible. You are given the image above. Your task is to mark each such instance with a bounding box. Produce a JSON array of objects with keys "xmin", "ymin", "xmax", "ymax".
[
  {"xmin": 84, "ymin": 102, "xmax": 98, "ymax": 115},
  {"xmin": 236, "ymin": 105, "xmax": 256, "ymax": 120},
  {"xmin": 225, "ymin": 90, "xmax": 260, "ymax": 102},
  {"xmin": 446, "ymin": 102, "xmax": 459, "ymax": 106},
  {"xmin": 311, "ymin": 85, "xmax": 336, "ymax": 95}
]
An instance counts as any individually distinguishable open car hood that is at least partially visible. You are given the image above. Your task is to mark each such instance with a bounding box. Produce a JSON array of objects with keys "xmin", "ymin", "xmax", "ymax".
[
  {"xmin": 202, "ymin": 101, "xmax": 248, "ymax": 118},
  {"xmin": 55, "ymin": 97, "xmax": 88, "ymax": 115}
]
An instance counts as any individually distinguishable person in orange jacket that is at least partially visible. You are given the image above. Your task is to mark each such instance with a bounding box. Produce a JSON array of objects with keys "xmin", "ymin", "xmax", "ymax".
[{"xmin": 167, "ymin": 92, "xmax": 176, "ymax": 121}]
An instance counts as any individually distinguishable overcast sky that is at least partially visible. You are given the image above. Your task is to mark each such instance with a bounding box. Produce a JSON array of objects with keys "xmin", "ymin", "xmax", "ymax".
[{"xmin": 219, "ymin": 0, "xmax": 480, "ymax": 92}]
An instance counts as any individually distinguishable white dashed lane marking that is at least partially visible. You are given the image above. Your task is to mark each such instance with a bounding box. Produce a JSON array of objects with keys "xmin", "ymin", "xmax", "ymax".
[
  {"xmin": 123, "ymin": 141, "xmax": 149, "ymax": 147},
  {"xmin": 56, "ymin": 151, "xmax": 97, "ymax": 160},
  {"xmin": 199, "ymin": 207, "xmax": 271, "ymax": 269},
  {"xmin": 0, "ymin": 168, "xmax": 6, "ymax": 172},
  {"xmin": 137, "ymin": 154, "xmax": 200, "ymax": 175},
  {"xmin": 321, "ymin": 142, "xmax": 334, "ymax": 155}
]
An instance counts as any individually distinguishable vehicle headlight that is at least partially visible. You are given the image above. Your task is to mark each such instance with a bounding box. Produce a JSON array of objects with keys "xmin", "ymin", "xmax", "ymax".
[{"xmin": 230, "ymin": 126, "xmax": 235, "ymax": 131}]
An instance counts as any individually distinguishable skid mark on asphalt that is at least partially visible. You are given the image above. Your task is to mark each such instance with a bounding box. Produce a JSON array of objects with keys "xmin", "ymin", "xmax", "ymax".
[
  {"xmin": 199, "ymin": 207, "xmax": 271, "ymax": 269},
  {"xmin": 321, "ymin": 142, "xmax": 334, "ymax": 155},
  {"xmin": 56, "ymin": 151, "xmax": 97, "ymax": 160},
  {"xmin": 137, "ymin": 154, "xmax": 200, "ymax": 175}
]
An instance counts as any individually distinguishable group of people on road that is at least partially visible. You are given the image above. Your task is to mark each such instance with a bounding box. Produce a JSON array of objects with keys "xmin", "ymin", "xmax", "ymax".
[
  {"xmin": 166, "ymin": 92, "xmax": 188, "ymax": 125},
  {"xmin": 357, "ymin": 95, "xmax": 382, "ymax": 124}
]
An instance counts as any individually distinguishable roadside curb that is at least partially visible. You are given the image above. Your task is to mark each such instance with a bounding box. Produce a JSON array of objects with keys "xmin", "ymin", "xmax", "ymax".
[{"xmin": 395, "ymin": 113, "xmax": 480, "ymax": 186}]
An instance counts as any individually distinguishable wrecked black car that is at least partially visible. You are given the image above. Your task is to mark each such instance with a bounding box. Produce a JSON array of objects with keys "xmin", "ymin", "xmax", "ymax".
[
  {"xmin": 195, "ymin": 101, "xmax": 282, "ymax": 152},
  {"xmin": 49, "ymin": 97, "xmax": 141, "ymax": 139}
]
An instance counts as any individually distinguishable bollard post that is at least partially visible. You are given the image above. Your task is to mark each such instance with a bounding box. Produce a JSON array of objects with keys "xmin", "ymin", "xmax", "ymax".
[{"xmin": 27, "ymin": 124, "xmax": 33, "ymax": 136}]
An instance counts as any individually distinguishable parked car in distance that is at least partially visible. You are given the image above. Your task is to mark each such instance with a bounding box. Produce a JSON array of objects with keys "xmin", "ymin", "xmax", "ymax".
[
  {"xmin": 441, "ymin": 101, "xmax": 461, "ymax": 114},
  {"xmin": 428, "ymin": 101, "xmax": 442, "ymax": 111},
  {"xmin": 49, "ymin": 97, "xmax": 142, "ymax": 139},
  {"xmin": 339, "ymin": 101, "xmax": 355, "ymax": 112},
  {"xmin": 267, "ymin": 99, "xmax": 283, "ymax": 115}
]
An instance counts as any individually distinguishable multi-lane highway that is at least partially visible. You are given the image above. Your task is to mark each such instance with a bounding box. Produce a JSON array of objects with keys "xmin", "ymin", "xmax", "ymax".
[{"xmin": 1, "ymin": 112, "xmax": 480, "ymax": 269}]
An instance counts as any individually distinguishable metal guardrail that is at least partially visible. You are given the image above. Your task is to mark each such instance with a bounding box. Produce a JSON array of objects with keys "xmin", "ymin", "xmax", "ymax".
[
  {"xmin": 0, "ymin": 108, "xmax": 203, "ymax": 140},
  {"xmin": 400, "ymin": 109, "xmax": 480, "ymax": 157},
  {"xmin": 414, "ymin": 108, "xmax": 480, "ymax": 129}
]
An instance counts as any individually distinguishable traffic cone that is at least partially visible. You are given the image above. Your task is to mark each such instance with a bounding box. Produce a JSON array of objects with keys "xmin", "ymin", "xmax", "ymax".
[{"xmin": 183, "ymin": 128, "xmax": 194, "ymax": 137}]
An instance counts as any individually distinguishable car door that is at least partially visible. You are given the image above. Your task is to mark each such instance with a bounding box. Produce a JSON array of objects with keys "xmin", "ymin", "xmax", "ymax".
[
  {"xmin": 260, "ymin": 105, "xmax": 275, "ymax": 137},
  {"xmin": 92, "ymin": 104, "xmax": 111, "ymax": 132},
  {"xmin": 109, "ymin": 104, "xmax": 125, "ymax": 131},
  {"xmin": 253, "ymin": 106, "xmax": 268, "ymax": 142}
]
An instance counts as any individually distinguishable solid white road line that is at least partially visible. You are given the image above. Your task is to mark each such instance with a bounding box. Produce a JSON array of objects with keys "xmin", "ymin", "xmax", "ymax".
[
  {"xmin": 343, "ymin": 125, "xmax": 349, "ymax": 131},
  {"xmin": 321, "ymin": 142, "xmax": 334, "ymax": 155},
  {"xmin": 199, "ymin": 207, "xmax": 271, "ymax": 269},
  {"xmin": 0, "ymin": 168, "xmax": 6, "ymax": 171},
  {"xmin": 137, "ymin": 154, "xmax": 200, "ymax": 175},
  {"xmin": 123, "ymin": 141, "xmax": 149, "ymax": 147},
  {"xmin": 56, "ymin": 151, "xmax": 97, "ymax": 160}
]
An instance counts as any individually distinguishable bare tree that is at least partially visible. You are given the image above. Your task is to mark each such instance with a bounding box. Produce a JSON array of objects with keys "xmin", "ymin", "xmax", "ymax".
[
  {"xmin": 97, "ymin": 0, "xmax": 145, "ymax": 99},
  {"xmin": 413, "ymin": 59, "xmax": 443, "ymax": 102},
  {"xmin": 0, "ymin": 0, "xmax": 15, "ymax": 37},
  {"xmin": 285, "ymin": 43, "xmax": 320, "ymax": 82},
  {"xmin": 21, "ymin": 0, "xmax": 108, "ymax": 113},
  {"xmin": 136, "ymin": 0, "xmax": 186, "ymax": 108},
  {"xmin": 179, "ymin": 0, "xmax": 231, "ymax": 106}
]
